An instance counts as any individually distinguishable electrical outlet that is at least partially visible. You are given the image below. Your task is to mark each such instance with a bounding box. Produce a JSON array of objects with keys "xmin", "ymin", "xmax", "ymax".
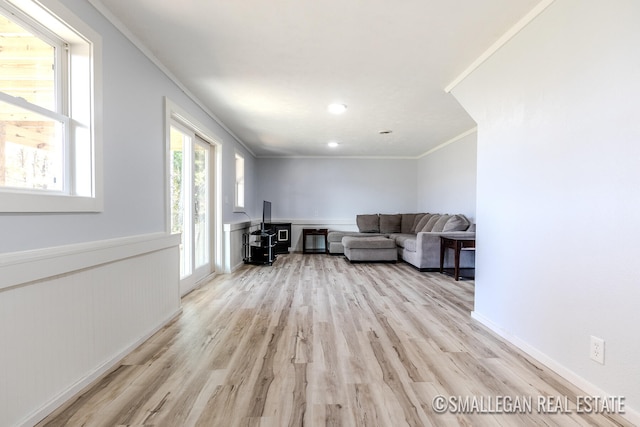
[{"xmin": 590, "ymin": 336, "xmax": 605, "ymax": 364}]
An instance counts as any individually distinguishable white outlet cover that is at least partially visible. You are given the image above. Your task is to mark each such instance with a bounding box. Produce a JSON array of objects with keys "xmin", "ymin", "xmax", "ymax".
[{"xmin": 590, "ymin": 336, "xmax": 605, "ymax": 364}]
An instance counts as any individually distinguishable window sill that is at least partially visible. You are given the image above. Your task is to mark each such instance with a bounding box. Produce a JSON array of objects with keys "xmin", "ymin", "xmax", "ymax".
[{"xmin": 0, "ymin": 191, "xmax": 103, "ymax": 213}]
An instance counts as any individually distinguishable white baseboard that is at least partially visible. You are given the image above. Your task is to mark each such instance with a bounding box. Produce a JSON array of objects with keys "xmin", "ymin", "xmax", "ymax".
[
  {"xmin": 230, "ymin": 260, "xmax": 246, "ymax": 273},
  {"xmin": 471, "ymin": 311, "xmax": 640, "ymax": 425}
]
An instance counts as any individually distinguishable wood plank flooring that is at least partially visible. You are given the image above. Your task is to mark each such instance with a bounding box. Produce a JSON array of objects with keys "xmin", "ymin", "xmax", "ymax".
[{"xmin": 38, "ymin": 254, "xmax": 632, "ymax": 426}]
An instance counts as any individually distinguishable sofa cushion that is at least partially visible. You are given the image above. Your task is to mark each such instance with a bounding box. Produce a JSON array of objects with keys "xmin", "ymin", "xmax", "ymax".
[
  {"xmin": 356, "ymin": 214, "xmax": 379, "ymax": 233},
  {"xmin": 342, "ymin": 236, "xmax": 396, "ymax": 249},
  {"xmin": 414, "ymin": 214, "xmax": 433, "ymax": 232},
  {"xmin": 327, "ymin": 231, "xmax": 382, "ymax": 243},
  {"xmin": 393, "ymin": 233, "xmax": 415, "ymax": 249},
  {"xmin": 380, "ymin": 214, "xmax": 402, "ymax": 234},
  {"xmin": 432, "ymin": 214, "xmax": 452, "ymax": 232},
  {"xmin": 343, "ymin": 236, "xmax": 397, "ymax": 262},
  {"xmin": 443, "ymin": 214, "xmax": 471, "ymax": 232},
  {"xmin": 421, "ymin": 214, "xmax": 440, "ymax": 232},
  {"xmin": 410, "ymin": 213, "xmax": 426, "ymax": 233},
  {"xmin": 393, "ymin": 234, "xmax": 417, "ymax": 252},
  {"xmin": 403, "ymin": 238, "xmax": 417, "ymax": 252},
  {"xmin": 400, "ymin": 214, "xmax": 418, "ymax": 234}
]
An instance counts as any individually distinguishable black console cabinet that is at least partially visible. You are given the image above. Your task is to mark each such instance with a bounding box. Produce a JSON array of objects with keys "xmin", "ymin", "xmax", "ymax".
[
  {"xmin": 243, "ymin": 230, "xmax": 277, "ymax": 265},
  {"xmin": 266, "ymin": 223, "xmax": 292, "ymax": 254}
]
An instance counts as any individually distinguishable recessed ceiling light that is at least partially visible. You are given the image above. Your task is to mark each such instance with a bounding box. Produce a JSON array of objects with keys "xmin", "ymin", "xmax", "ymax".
[
  {"xmin": 328, "ymin": 141, "xmax": 339, "ymax": 148},
  {"xmin": 328, "ymin": 103, "xmax": 347, "ymax": 114}
]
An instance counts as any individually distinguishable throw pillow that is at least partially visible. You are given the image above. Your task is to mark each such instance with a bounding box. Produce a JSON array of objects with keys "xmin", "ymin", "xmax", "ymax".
[
  {"xmin": 413, "ymin": 214, "xmax": 431, "ymax": 233},
  {"xmin": 380, "ymin": 214, "xmax": 402, "ymax": 234},
  {"xmin": 410, "ymin": 213, "xmax": 426, "ymax": 233},
  {"xmin": 421, "ymin": 214, "xmax": 440, "ymax": 232},
  {"xmin": 400, "ymin": 214, "xmax": 418, "ymax": 234},
  {"xmin": 442, "ymin": 214, "xmax": 470, "ymax": 232},
  {"xmin": 356, "ymin": 214, "xmax": 380, "ymax": 233},
  {"xmin": 431, "ymin": 214, "xmax": 452, "ymax": 232}
]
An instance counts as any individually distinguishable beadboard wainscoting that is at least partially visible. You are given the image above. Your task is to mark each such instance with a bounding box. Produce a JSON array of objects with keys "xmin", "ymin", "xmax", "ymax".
[
  {"xmin": 223, "ymin": 221, "xmax": 253, "ymax": 273},
  {"xmin": 0, "ymin": 233, "xmax": 181, "ymax": 427}
]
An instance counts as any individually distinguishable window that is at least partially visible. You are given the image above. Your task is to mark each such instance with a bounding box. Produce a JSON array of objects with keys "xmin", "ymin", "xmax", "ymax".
[
  {"xmin": 234, "ymin": 152, "xmax": 245, "ymax": 210},
  {"xmin": 0, "ymin": 0, "xmax": 102, "ymax": 212}
]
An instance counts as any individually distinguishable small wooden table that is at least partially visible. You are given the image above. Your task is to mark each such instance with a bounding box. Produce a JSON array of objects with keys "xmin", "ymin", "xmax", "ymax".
[
  {"xmin": 440, "ymin": 236, "xmax": 476, "ymax": 281},
  {"xmin": 302, "ymin": 228, "xmax": 328, "ymax": 254}
]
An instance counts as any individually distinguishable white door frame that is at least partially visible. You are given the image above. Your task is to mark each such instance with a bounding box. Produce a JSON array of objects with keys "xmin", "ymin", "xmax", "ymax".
[{"xmin": 165, "ymin": 98, "xmax": 222, "ymax": 296}]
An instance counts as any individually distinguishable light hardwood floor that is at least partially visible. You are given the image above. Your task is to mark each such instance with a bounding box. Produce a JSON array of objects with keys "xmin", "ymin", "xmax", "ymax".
[{"xmin": 39, "ymin": 254, "xmax": 631, "ymax": 426}]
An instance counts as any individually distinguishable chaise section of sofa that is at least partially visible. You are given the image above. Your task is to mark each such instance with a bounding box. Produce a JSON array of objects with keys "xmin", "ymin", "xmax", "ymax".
[
  {"xmin": 327, "ymin": 231, "xmax": 384, "ymax": 254},
  {"xmin": 327, "ymin": 212, "xmax": 475, "ymax": 271},
  {"xmin": 327, "ymin": 213, "xmax": 399, "ymax": 254}
]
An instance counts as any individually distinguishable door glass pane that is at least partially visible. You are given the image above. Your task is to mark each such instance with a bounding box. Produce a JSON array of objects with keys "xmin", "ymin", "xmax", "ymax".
[
  {"xmin": 170, "ymin": 126, "xmax": 192, "ymax": 278},
  {"xmin": 194, "ymin": 142, "xmax": 209, "ymax": 268},
  {"xmin": 170, "ymin": 124, "xmax": 210, "ymax": 283}
]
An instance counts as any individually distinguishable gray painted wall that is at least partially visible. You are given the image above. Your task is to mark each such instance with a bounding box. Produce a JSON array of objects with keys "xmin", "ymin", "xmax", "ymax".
[
  {"xmin": 255, "ymin": 158, "xmax": 420, "ymax": 220},
  {"xmin": 417, "ymin": 132, "xmax": 477, "ymax": 222},
  {"xmin": 254, "ymin": 143, "xmax": 477, "ymax": 223}
]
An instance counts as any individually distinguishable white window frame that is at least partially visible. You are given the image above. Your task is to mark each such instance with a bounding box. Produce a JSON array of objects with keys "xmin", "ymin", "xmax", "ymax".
[
  {"xmin": 0, "ymin": 0, "xmax": 103, "ymax": 212},
  {"xmin": 234, "ymin": 152, "xmax": 245, "ymax": 211}
]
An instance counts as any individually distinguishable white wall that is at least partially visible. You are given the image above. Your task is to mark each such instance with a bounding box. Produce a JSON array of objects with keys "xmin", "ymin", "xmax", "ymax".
[
  {"xmin": 256, "ymin": 157, "xmax": 418, "ymax": 220},
  {"xmin": 452, "ymin": 0, "xmax": 640, "ymax": 417},
  {"xmin": 417, "ymin": 132, "xmax": 477, "ymax": 222}
]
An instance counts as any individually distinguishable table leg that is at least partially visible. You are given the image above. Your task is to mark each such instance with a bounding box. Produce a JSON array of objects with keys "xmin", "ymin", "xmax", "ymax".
[{"xmin": 454, "ymin": 241, "xmax": 461, "ymax": 281}]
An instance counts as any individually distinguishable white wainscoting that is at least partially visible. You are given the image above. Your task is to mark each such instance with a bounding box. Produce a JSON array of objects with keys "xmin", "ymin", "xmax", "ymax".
[
  {"xmin": 0, "ymin": 233, "xmax": 181, "ymax": 427},
  {"xmin": 223, "ymin": 220, "xmax": 253, "ymax": 273},
  {"xmin": 223, "ymin": 219, "xmax": 356, "ymax": 272}
]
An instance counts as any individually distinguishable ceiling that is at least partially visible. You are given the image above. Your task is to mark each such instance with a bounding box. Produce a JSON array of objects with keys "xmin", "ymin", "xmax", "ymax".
[{"xmin": 93, "ymin": 0, "xmax": 542, "ymax": 158}]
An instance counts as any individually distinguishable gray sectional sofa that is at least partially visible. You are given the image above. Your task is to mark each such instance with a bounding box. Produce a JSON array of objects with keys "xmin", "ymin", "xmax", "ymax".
[{"xmin": 327, "ymin": 213, "xmax": 475, "ymax": 271}]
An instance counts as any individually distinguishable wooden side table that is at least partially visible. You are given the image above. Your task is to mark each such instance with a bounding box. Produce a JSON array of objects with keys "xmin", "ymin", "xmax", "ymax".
[
  {"xmin": 302, "ymin": 228, "xmax": 328, "ymax": 254},
  {"xmin": 440, "ymin": 236, "xmax": 476, "ymax": 280}
]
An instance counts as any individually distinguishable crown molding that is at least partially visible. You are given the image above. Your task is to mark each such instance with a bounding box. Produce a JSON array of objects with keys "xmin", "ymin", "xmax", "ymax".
[
  {"xmin": 417, "ymin": 127, "xmax": 477, "ymax": 159},
  {"xmin": 445, "ymin": 0, "xmax": 556, "ymax": 93},
  {"xmin": 86, "ymin": 0, "xmax": 256, "ymax": 157},
  {"xmin": 257, "ymin": 155, "xmax": 417, "ymax": 160},
  {"xmin": 257, "ymin": 129, "xmax": 478, "ymax": 160}
]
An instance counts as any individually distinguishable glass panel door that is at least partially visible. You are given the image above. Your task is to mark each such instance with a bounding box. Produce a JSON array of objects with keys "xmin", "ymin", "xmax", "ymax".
[{"xmin": 170, "ymin": 125, "xmax": 211, "ymax": 291}]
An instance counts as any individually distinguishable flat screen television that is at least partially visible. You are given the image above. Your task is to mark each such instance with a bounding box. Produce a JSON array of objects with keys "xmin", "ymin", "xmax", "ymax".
[{"xmin": 261, "ymin": 200, "xmax": 272, "ymax": 233}]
